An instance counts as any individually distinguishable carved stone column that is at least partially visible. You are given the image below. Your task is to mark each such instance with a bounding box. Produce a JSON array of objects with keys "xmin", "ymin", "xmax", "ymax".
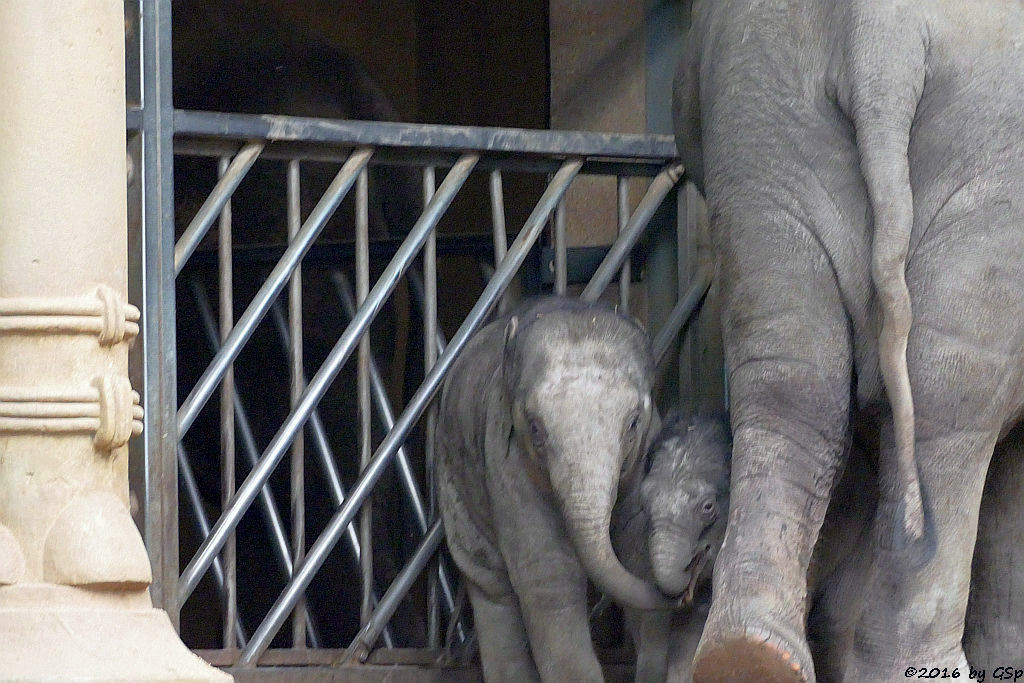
[{"xmin": 0, "ymin": 2, "xmax": 229, "ymax": 680}]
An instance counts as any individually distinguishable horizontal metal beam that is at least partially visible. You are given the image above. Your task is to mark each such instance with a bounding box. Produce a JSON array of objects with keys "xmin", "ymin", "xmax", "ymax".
[
  {"xmin": 173, "ymin": 136, "xmax": 671, "ymax": 177},
  {"xmin": 173, "ymin": 109, "xmax": 678, "ymax": 161}
]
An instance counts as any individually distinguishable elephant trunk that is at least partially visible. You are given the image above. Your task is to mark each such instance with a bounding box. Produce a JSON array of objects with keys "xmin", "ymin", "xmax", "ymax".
[
  {"xmin": 649, "ymin": 526, "xmax": 704, "ymax": 598},
  {"xmin": 562, "ymin": 492, "xmax": 673, "ymax": 611}
]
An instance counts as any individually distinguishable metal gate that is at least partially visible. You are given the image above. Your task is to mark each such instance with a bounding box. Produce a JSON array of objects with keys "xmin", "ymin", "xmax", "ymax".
[{"xmin": 125, "ymin": 1, "xmax": 716, "ymax": 678}]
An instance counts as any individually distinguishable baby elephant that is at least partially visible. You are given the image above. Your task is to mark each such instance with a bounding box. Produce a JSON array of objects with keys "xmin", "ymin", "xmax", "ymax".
[
  {"xmin": 613, "ymin": 413, "xmax": 731, "ymax": 682},
  {"xmin": 436, "ymin": 296, "xmax": 671, "ymax": 682}
]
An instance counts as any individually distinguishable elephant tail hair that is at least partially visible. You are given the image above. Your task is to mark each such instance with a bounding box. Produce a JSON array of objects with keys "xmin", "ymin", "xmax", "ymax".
[{"xmin": 844, "ymin": 2, "xmax": 931, "ymax": 553}]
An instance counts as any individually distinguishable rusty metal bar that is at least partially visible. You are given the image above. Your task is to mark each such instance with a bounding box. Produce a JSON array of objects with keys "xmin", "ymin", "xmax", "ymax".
[
  {"xmin": 581, "ymin": 163, "xmax": 684, "ymax": 302},
  {"xmin": 217, "ymin": 156, "xmax": 238, "ymax": 650},
  {"xmin": 178, "ymin": 153, "xmax": 478, "ymax": 606},
  {"xmin": 237, "ymin": 158, "xmax": 581, "ymax": 666},
  {"xmin": 286, "ymin": 159, "xmax": 308, "ymax": 648},
  {"xmin": 173, "ymin": 109, "xmax": 678, "ymax": 162},
  {"xmin": 174, "ymin": 142, "xmax": 263, "ymax": 275},
  {"xmin": 177, "ymin": 146, "xmax": 374, "ymax": 439}
]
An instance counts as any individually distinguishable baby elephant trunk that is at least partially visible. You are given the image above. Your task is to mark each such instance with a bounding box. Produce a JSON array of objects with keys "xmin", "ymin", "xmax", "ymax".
[
  {"xmin": 561, "ymin": 485, "xmax": 673, "ymax": 611},
  {"xmin": 649, "ymin": 526, "xmax": 706, "ymax": 598}
]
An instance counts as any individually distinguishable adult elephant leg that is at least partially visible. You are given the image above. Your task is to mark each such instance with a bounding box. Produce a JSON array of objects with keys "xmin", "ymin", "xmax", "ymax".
[
  {"xmin": 964, "ymin": 423, "xmax": 1024, "ymax": 667},
  {"xmin": 848, "ymin": 226, "xmax": 1024, "ymax": 675},
  {"xmin": 467, "ymin": 583, "xmax": 541, "ymax": 683},
  {"xmin": 693, "ymin": 214, "xmax": 854, "ymax": 683},
  {"xmin": 847, "ymin": 426, "xmax": 995, "ymax": 675}
]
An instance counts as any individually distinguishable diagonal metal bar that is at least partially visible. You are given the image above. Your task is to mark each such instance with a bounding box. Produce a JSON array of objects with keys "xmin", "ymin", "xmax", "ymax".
[
  {"xmin": 190, "ymin": 280, "xmax": 323, "ymax": 648},
  {"xmin": 177, "ymin": 443, "xmax": 247, "ymax": 647},
  {"xmin": 652, "ymin": 261, "xmax": 713, "ymax": 366},
  {"xmin": 267, "ymin": 301, "xmax": 394, "ymax": 649},
  {"xmin": 330, "ymin": 271, "xmax": 461, "ymax": 639},
  {"xmin": 177, "ymin": 146, "xmax": 374, "ymax": 439},
  {"xmin": 177, "ymin": 153, "xmax": 479, "ymax": 607},
  {"xmin": 345, "ymin": 520, "xmax": 445, "ymax": 663},
  {"xmin": 267, "ymin": 302, "xmax": 361, "ymax": 552},
  {"xmin": 174, "ymin": 142, "xmax": 264, "ymax": 275},
  {"xmin": 237, "ymin": 158, "xmax": 582, "ymax": 666},
  {"xmin": 580, "ymin": 163, "xmax": 684, "ymax": 302},
  {"xmin": 328, "ymin": 273, "xmax": 430, "ymax": 534}
]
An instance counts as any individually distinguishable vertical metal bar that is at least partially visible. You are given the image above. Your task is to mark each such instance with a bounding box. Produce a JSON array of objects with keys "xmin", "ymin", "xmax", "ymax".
[
  {"xmin": 329, "ymin": 273, "xmax": 460, "ymax": 638},
  {"xmin": 191, "ymin": 282, "xmax": 326, "ymax": 647},
  {"xmin": 554, "ymin": 199, "xmax": 567, "ymax": 295},
  {"xmin": 177, "ymin": 147, "xmax": 374, "ymax": 440},
  {"xmin": 356, "ymin": 168, "xmax": 374, "ymax": 629},
  {"xmin": 345, "ymin": 520, "xmax": 445, "ymax": 663},
  {"xmin": 489, "ymin": 169, "xmax": 509, "ymax": 313},
  {"xmin": 678, "ymin": 181, "xmax": 702, "ymax": 412},
  {"xmin": 267, "ymin": 301, "xmax": 394, "ymax": 648},
  {"xmin": 133, "ymin": 0, "xmax": 179, "ymax": 626},
  {"xmin": 217, "ymin": 156, "xmax": 238, "ymax": 650},
  {"xmin": 581, "ymin": 163, "xmax": 684, "ymax": 302},
  {"xmin": 287, "ymin": 160, "xmax": 307, "ymax": 648},
  {"xmin": 617, "ymin": 177, "xmax": 631, "ymax": 312},
  {"xmin": 179, "ymin": 153, "xmax": 478, "ymax": 608},
  {"xmin": 178, "ymin": 444, "xmax": 247, "ymax": 646},
  {"xmin": 651, "ymin": 262, "xmax": 713, "ymax": 365},
  {"xmin": 174, "ymin": 142, "xmax": 263, "ymax": 275},
  {"xmin": 422, "ymin": 167, "xmax": 441, "ymax": 648},
  {"xmin": 237, "ymin": 158, "xmax": 579, "ymax": 666}
]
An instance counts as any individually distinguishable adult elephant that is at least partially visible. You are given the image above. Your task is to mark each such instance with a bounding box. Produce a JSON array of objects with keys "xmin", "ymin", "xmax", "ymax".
[{"xmin": 673, "ymin": 1, "xmax": 1024, "ymax": 680}]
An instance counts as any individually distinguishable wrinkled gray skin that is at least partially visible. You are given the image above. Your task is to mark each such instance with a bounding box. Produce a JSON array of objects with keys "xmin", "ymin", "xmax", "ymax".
[
  {"xmin": 674, "ymin": 1, "xmax": 1024, "ymax": 679},
  {"xmin": 613, "ymin": 413, "xmax": 731, "ymax": 683},
  {"xmin": 614, "ymin": 415, "xmax": 880, "ymax": 682},
  {"xmin": 436, "ymin": 297, "xmax": 670, "ymax": 682}
]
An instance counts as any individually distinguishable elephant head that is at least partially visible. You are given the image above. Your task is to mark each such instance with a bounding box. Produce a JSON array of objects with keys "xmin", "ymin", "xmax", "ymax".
[
  {"xmin": 641, "ymin": 413, "xmax": 731, "ymax": 601},
  {"xmin": 501, "ymin": 299, "xmax": 671, "ymax": 611}
]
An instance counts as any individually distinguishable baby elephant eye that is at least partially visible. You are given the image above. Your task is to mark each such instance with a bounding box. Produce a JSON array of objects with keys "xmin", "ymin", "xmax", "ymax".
[
  {"xmin": 697, "ymin": 497, "xmax": 718, "ymax": 523},
  {"xmin": 626, "ymin": 413, "xmax": 641, "ymax": 433}
]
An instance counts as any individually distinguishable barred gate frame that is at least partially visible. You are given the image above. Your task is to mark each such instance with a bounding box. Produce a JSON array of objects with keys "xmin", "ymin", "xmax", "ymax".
[{"xmin": 126, "ymin": 0, "xmax": 714, "ymax": 677}]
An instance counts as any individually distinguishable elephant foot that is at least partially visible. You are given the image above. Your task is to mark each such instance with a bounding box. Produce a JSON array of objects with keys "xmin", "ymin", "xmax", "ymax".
[{"xmin": 693, "ymin": 617, "xmax": 812, "ymax": 683}]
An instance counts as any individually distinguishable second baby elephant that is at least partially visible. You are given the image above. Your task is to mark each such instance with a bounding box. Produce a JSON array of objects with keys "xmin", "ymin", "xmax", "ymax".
[
  {"xmin": 615, "ymin": 413, "xmax": 879, "ymax": 682},
  {"xmin": 436, "ymin": 296, "xmax": 672, "ymax": 682},
  {"xmin": 613, "ymin": 413, "xmax": 732, "ymax": 683}
]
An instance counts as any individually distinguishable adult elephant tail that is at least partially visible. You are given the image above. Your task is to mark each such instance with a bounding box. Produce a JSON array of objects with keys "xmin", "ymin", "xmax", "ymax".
[{"xmin": 843, "ymin": 1, "xmax": 930, "ymax": 552}]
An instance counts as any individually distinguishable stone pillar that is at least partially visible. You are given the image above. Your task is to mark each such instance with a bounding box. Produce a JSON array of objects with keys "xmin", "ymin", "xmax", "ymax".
[{"xmin": 0, "ymin": 2, "xmax": 229, "ymax": 680}]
